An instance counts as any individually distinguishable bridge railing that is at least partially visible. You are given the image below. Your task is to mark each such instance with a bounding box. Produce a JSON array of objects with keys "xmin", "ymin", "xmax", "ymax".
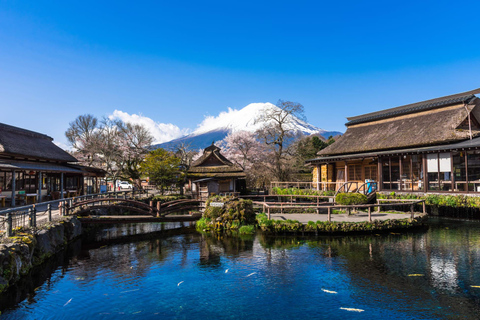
[{"xmin": 0, "ymin": 190, "xmax": 141, "ymax": 237}]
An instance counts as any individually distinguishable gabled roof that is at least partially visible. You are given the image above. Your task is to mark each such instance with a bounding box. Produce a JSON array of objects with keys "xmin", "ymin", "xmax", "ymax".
[
  {"xmin": 0, "ymin": 122, "xmax": 77, "ymax": 163},
  {"xmin": 346, "ymin": 88, "xmax": 480, "ymax": 126},
  {"xmin": 188, "ymin": 143, "xmax": 245, "ymax": 178},
  {"xmin": 190, "ymin": 143, "xmax": 234, "ymax": 168}
]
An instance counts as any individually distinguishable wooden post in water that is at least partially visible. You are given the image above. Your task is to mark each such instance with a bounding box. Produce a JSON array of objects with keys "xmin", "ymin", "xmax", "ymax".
[
  {"xmin": 267, "ymin": 206, "xmax": 271, "ymax": 220},
  {"xmin": 422, "ymin": 201, "xmax": 426, "ymax": 214},
  {"xmin": 156, "ymin": 201, "xmax": 161, "ymax": 217},
  {"xmin": 410, "ymin": 204, "xmax": 414, "ymax": 219},
  {"xmin": 327, "ymin": 206, "xmax": 331, "ymax": 222},
  {"xmin": 368, "ymin": 206, "xmax": 372, "ymax": 222}
]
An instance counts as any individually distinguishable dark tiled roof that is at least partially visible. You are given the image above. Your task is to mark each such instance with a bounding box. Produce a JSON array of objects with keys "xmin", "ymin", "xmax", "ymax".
[
  {"xmin": 0, "ymin": 122, "xmax": 77, "ymax": 163},
  {"xmin": 346, "ymin": 88, "xmax": 480, "ymax": 126}
]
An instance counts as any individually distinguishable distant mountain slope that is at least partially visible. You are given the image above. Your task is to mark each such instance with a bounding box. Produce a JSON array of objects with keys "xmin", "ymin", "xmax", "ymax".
[{"xmin": 152, "ymin": 102, "xmax": 342, "ymax": 150}]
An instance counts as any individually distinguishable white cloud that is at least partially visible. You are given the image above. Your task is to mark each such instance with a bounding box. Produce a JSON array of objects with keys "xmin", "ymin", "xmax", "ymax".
[{"xmin": 109, "ymin": 110, "xmax": 189, "ymax": 144}]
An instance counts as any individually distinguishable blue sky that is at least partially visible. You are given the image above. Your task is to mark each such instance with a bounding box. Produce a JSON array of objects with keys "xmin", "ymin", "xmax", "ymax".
[{"xmin": 1, "ymin": 1, "xmax": 480, "ymax": 147}]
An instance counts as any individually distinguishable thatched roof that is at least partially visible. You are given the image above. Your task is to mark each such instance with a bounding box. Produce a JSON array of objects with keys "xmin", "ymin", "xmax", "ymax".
[
  {"xmin": 0, "ymin": 122, "xmax": 77, "ymax": 162},
  {"xmin": 346, "ymin": 88, "xmax": 480, "ymax": 126},
  {"xmin": 318, "ymin": 90, "xmax": 480, "ymax": 157},
  {"xmin": 188, "ymin": 143, "xmax": 245, "ymax": 178}
]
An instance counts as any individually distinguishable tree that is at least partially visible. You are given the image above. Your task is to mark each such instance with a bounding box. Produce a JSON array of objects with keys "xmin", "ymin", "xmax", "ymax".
[
  {"xmin": 172, "ymin": 142, "xmax": 197, "ymax": 195},
  {"xmin": 255, "ymin": 100, "xmax": 305, "ymax": 181},
  {"xmin": 218, "ymin": 130, "xmax": 271, "ymax": 188},
  {"xmin": 66, "ymin": 114, "xmax": 154, "ymax": 190},
  {"xmin": 65, "ymin": 114, "xmax": 100, "ymax": 167},
  {"xmin": 117, "ymin": 121, "xmax": 154, "ymax": 188},
  {"xmin": 140, "ymin": 148, "xmax": 181, "ymax": 194}
]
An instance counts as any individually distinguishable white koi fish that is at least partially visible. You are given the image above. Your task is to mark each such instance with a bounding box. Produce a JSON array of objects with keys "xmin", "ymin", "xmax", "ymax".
[{"xmin": 340, "ymin": 307, "xmax": 364, "ymax": 312}]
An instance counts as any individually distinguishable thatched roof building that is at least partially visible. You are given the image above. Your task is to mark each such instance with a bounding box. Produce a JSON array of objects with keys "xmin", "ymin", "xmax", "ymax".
[
  {"xmin": 188, "ymin": 144, "xmax": 246, "ymax": 179},
  {"xmin": 318, "ymin": 88, "xmax": 480, "ymax": 156},
  {"xmin": 307, "ymin": 88, "xmax": 480, "ymax": 194},
  {"xmin": 187, "ymin": 144, "xmax": 246, "ymax": 199},
  {"xmin": 0, "ymin": 122, "xmax": 104, "ymax": 206}
]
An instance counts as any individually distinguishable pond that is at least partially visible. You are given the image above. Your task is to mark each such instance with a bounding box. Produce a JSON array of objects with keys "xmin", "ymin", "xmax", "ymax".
[{"xmin": 1, "ymin": 218, "xmax": 480, "ymax": 319}]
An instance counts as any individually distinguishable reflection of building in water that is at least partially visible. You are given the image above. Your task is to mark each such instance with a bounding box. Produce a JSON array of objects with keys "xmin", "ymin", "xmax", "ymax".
[{"xmin": 430, "ymin": 255, "xmax": 458, "ymax": 292}]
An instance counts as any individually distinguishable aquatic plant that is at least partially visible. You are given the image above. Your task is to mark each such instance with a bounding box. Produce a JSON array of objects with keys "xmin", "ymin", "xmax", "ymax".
[{"xmin": 238, "ymin": 225, "xmax": 255, "ymax": 234}]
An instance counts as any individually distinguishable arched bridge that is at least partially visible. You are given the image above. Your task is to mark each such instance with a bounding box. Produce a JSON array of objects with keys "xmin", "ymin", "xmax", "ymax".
[{"xmin": 66, "ymin": 197, "xmax": 202, "ymax": 224}]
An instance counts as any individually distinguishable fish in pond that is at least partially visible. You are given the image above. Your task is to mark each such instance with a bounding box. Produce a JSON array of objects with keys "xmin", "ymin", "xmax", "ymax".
[
  {"xmin": 340, "ymin": 307, "xmax": 364, "ymax": 312},
  {"xmin": 321, "ymin": 289, "xmax": 338, "ymax": 294}
]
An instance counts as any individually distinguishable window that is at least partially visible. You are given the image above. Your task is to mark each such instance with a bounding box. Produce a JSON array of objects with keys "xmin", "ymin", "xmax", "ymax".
[{"xmin": 348, "ymin": 164, "xmax": 362, "ymax": 181}]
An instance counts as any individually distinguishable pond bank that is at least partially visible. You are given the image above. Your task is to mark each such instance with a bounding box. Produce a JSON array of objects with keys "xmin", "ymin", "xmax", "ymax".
[{"xmin": 0, "ymin": 217, "xmax": 81, "ymax": 293}]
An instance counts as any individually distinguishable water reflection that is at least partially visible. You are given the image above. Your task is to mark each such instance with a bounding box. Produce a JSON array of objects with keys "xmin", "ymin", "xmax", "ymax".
[{"xmin": 2, "ymin": 219, "xmax": 480, "ymax": 319}]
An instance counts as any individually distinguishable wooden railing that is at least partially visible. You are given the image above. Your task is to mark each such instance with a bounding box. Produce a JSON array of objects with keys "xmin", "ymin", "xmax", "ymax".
[
  {"xmin": 259, "ymin": 199, "xmax": 426, "ymax": 222},
  {"xmin": 0, "ymin": 190, "xmax": 145, "ymax": 237},
  {"xmin": 270, "ymin": 181, "xmax": 345, "ymax": 192}
]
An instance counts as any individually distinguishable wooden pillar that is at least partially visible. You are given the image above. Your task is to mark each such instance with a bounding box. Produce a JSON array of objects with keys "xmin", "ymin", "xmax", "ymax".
[
  {"xmin": 410, "ymin": 204, "xmax": 414, "ymax": 219},
  {"xmin": 37, "ymin": 172, "xmax": 42, "ymax": 203},
  {"xmin": 327, "ymin": 207, "xmax": 331, "ymax": 222},
  {"xmin": 11, "ymin": 170, "xmax": 16, "ymax": 207},
  {"xmin": 450, "ymin": 151, "xmax": 454, "ymax": 191},
  {"xmin": 60, "ymin": 173, "xmax": 64, "ymax": 199},
  {"xmin": 422, "ymin": 201, "xmax": 426, "ymax": 214},
  {"xmin": 378, "ymin": 158, "xmax": 382, "ymax": 191},
  {"xmin": 368, "ymin": 206, "xmax": 372, "ymax": 222},
  {"xmin": 423, "ymin": 155, "xmax": 428, "ymax": 193},
  {"xmin": 344, "ymin": 161, "xmax": 348, "ymax": 183},
  {"xmin": 465, "ymin": 151, "xmax": 469, "ymax": 190},
  {"xmin": 399, "ymin": 156, "xmax": 403, "ymax": 191}
]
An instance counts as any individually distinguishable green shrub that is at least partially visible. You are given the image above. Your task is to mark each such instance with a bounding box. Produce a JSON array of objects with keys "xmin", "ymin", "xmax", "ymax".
[
  {"xmin": 272, "ymin": 187, "xmax": 332, "ymax": 197},
  {"xmin": 238, "ymin": 225, "xmax": 255, "ymax": 234},
  {"xmin": 335, "ymin": 193, "xmax": 367, "ymax": 205}
]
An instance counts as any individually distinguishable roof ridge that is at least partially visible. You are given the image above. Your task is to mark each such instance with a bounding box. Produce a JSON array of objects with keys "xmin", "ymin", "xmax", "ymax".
[
  {"xmin": 0, "ymin": 122, "xmax": 53, "ymax": 141},
  {"xmin": 346, "ymin": 88, "xmax": 480, "ymax": 126}
]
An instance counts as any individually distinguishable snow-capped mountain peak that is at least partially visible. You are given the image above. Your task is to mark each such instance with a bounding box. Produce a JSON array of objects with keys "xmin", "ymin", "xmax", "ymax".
[
  {"xmin": 153, "ymin": 102, "xmax": 342, "ymax": 150},
  {"xmin": 191, "ymin": 102, "xmax": 322, "ymax": 136}
]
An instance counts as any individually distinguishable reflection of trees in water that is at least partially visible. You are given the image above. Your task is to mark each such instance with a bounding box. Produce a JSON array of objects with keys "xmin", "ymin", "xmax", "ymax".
[
  {"xmin": 199, "ymin": 232, "xmax": 255, "ymax": 268},
  {"xmin": 70, "ymin": 232, "xmax": 199, "ymax": 284}
]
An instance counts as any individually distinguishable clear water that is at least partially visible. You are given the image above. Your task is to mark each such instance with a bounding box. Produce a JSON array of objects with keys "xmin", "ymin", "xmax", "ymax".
[{"xmin": 2, "ymin": 218, "xmax": 480, "ymax": 319}]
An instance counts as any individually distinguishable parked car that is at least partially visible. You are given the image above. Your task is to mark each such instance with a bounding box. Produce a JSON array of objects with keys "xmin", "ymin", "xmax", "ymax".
[{"xmin": 117, "ymin": 181, "xmax": 133, "ymax": 190}]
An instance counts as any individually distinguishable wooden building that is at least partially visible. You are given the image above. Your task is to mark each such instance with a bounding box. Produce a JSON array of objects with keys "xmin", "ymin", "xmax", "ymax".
[
  {"xmin": 306, "ymin": 88, "xmax": 480, "ymax": 194},
  {"xmin": 0, "ymin": 122, "xmax": 105, "ymax": 206},
  {"xmin": 188, "ymin": 144, "xmax": 246, "ymax": 200}
]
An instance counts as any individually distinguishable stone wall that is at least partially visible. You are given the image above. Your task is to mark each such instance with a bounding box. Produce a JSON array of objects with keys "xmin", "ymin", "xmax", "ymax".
[{"xmin": 0, "ymin": 217, "xmax": 82, "ymax": 293}]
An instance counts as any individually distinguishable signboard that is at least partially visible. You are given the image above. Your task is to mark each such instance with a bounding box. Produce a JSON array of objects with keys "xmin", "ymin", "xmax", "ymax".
[{"xmin": 210, "ymin": 202, "xmax": 224, "ymax": 207}]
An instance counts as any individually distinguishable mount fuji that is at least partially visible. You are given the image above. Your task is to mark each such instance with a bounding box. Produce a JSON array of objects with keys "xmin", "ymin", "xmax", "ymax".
[{"xmin": 153, "ymin": 102, "xmax": 342, "ymax": 150}]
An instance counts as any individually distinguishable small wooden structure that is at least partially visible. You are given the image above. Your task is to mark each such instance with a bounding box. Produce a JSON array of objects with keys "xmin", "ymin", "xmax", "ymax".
[
  {"xmin": 187, "ymin": 144, "xmax": 246, "ymax": 200},
  {"xmin": 307, "ymin": 88, "xmax": 480, "ymax": 194}
]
